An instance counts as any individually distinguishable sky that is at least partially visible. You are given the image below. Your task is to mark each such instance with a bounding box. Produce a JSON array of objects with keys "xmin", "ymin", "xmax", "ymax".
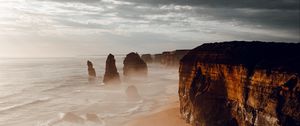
[{"xmin": 0, "ymin": 0, "xmax": 299, "ymax": 57}]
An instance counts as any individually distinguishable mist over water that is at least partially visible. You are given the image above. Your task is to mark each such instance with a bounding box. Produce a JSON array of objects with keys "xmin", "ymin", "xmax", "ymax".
[{"xmin": 0, "ymin": 57, "xmax": 179, "ymax": 126}]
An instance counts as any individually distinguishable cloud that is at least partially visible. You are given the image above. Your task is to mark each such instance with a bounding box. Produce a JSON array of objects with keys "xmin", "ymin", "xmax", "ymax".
[
  {"xmin": 125, "ymin": 0, "xmax": 299, "ymax": 10},
  {"xmin": 0, "ymin": 0, "xmax": 299, "ymax": 57}
]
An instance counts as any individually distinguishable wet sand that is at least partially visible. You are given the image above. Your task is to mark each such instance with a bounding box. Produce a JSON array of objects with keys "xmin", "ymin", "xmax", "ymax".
[{"xmin": 126, "ymin": 101, "xmax": 191, "ymax": 126}]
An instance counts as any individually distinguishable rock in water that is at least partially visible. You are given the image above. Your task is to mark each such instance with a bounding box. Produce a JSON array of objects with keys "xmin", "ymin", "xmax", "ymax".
[
  {"xmin": 86, "ymin": 113, "xmax": 100, "ymax": 122},
  {"xmin": 126, "ymin": 85, "xmax": 141, "ymax": 100},
  {"xmin": 61, "ymin": 112, "xmax": 84, "ymax": 124},
  {"xmin": 179, "ymin": 41, "xmax": 300, "ymax": 126},
  {"xmin": 87, "ymin": 60, "xmax": 96, "ymax": 77},
  {"xmin": 103, "ymin": 54, "xmax": 121, "ymax": 84},
  {"xmin": 123, "ymin": 52, "xmax": 147, "ymax": 77},
  {"xmin": 141, "ymin": 54, "xmax": 153, "ymax": 63}
]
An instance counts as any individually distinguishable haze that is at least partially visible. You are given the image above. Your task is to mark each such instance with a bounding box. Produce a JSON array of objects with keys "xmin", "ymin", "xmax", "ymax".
[{"xmin": 0, "ymin": 0, "xmax": 299, "ymax": 57}]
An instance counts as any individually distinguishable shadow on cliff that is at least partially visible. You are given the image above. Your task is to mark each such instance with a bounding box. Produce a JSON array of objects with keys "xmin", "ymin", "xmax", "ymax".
[
  {"xmin": 190, "ymin": 67, "xmax": 238, "ymax": 126},
  {"xmin": 271, "ymin": 75, "xmax": 300, "ymax": 126},
  {"xmin": 183, "ymin": 41, "xmax": 300, "ymax": 74},
  {"xmin": 180, "ymin": 41, "xmax": 300, "ymax": 126}
]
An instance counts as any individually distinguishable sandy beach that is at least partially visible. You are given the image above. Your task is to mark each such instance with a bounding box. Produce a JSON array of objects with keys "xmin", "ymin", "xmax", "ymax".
[{"xmin": 126, "ymin": 100, "xmax": 191, "ymax": 126}]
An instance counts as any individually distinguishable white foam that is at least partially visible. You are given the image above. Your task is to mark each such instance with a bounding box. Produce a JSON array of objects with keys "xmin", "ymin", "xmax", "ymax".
[
  {"xmin": 125, "ymin": 105, "xmax": 140, "ymax": 114},
  {"xmin": 0, "ymin": 97, "xmax": 51, "ymax": 112}
]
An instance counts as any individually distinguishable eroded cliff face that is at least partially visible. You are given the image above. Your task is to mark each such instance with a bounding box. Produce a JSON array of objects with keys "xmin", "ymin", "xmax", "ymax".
[
  {"xmin": 179, "ymin": 41, "xmax": 300, "ymax": 126},
  {"xmin": 141, "ymin": 54, "xmax": 153, "ymax": 63},
  {"xmin": 153, "ymin": 50, "xmax": 190, "ymax": 67}
]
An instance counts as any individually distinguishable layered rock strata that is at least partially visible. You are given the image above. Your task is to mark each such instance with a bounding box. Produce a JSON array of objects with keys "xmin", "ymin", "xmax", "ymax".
[{"xmin": 179, "ymin": 41, "xmax": 300, "ymax": 126}]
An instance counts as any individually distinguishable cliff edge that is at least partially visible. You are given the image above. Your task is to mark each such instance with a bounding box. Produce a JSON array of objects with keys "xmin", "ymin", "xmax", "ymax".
[{"xmin": 179, "ymin": 41, "xmax": 300, "ymax": 126}]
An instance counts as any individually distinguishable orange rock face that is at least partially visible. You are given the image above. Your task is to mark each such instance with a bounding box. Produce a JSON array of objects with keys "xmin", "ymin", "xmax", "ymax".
[{"xmin": 179, "ymin": 41, "xmax": 300, "ymax": 126}]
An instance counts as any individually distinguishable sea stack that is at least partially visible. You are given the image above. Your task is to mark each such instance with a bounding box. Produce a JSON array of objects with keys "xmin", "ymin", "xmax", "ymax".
[
  {"xmin": 87, "ymin": 60, "xmax": 96, "ymax": 77},
  {"xmin": 179, "ymin": 41, "xmax": 300, "ymax": 126},
  {"xmin": 103, "ymin": 54, "xmax": 121, "ymax": 84},
  {"xmin": 126, "ymin": 85, "xmax": 141, "ymax": 101},
  {"xmin": 123, "ymin": 52, "xmax": 148, "ymax": 77}
]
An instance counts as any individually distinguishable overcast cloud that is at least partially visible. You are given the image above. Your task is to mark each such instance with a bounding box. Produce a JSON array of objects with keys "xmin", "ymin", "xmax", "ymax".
[{"xmin": 0, "ymin": 0, "xmax": 299, "ymax": 57}]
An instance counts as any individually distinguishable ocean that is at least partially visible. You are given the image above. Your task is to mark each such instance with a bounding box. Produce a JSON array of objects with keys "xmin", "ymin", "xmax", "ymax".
[{"xmin": 0, "ymin": 57, "xmax": 179, "ymax": 126}]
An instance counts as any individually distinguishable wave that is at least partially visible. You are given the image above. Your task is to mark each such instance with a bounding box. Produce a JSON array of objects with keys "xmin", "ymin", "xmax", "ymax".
[
  {"xmin": 103, "ymin": 104, "xmax": 143, "ymax": 119},
  {"xmin": 41, "ymin": 85, "xmax": 73, "ymax": 92},
  {"xmin": 0, "ymin": 92, "xmax": 22, "ymax": 101},
  {"xmin": 123, "ymin": 105, "xmax": 141, "ymax": 115},
  {"xmin": 43, "ymin": 112, "xmax": 106, "ymax": 126},
  {"xmin": 0, "ymin": 97, "xmax": 51, "ymax": 113},
  {"xmin": 41, "ymin": 79, "xmax": 103, "ymax": 93}
]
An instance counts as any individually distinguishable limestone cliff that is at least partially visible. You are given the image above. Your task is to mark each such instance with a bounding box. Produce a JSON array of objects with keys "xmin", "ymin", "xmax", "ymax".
[
  {"xmin": 141, "ymin": 54, "xmax": 153, "ymax": 63},
  {"xmin": 179, "ymin": 41, "xmax": 300, "ymax": 126},
  {"xmin": 153, "ymin": 54, "xmax": 163, "ymax": 64},
  {"xmin": 154, "ymin": 50, "xmax": 190, "ymax": 67}
]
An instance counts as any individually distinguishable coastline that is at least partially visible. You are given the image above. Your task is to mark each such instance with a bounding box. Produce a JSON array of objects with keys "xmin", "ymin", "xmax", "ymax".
[{"xmin": 125, "ymin": 97, "xmax": 191, "ymax": 126}]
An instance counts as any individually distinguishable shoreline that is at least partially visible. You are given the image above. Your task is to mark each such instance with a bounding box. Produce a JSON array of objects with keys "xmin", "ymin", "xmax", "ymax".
[{"xmin": 125, "ymin": 98, "xmax": 191, "ymax": 126}]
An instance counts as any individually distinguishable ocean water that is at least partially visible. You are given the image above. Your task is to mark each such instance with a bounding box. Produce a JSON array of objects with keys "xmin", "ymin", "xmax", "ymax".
[{"xmin": 0, "ymin": 57, "xmax": 179, "ymax": 126}]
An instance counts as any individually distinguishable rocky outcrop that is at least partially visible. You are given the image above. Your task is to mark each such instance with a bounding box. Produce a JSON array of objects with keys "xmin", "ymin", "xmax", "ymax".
[
  {"xmin": 87, "ymin": 60, "xmax": 96, "ymax": 77},
  {"xmin": 154, "ymin": 50, "xmax": 190, "ymax": 67},
  {"xmin": 61, "ymin": 112, "xmax": 85, "ymax": 124},
  {"xmin": 141, "ymin": 54, "xmax": 153, "ymax": 63},
  {"xmin": 103, "ymin": 54, "xmax": 121, "ymax": 84},
  {"xmin": 123, "ymin": 52, "xmax": 148, "ymax": 77},
  {"xmin": 179, "ymin": 41, "xmax": 300, "ymax": 126},
  {"xmin": 86, "ymin": 113, "xmax": 100, "ymax": 122},
  {"xmin": 126, "ymin": 85, "xmax": 141, "ymax": 100}
]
